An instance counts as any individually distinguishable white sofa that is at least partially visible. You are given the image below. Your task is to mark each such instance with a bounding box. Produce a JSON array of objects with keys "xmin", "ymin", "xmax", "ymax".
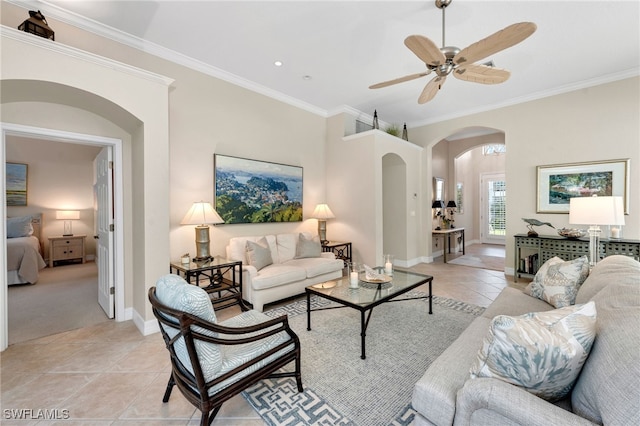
[{"xmin": 226, "ymin": 232, "xmax": 344, "ymax": 311}]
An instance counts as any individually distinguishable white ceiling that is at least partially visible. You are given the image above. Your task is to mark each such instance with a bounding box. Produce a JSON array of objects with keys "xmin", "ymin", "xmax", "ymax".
[{"xmin": 14, "ymin": 0, "xmax": 640, "ymax": 128}]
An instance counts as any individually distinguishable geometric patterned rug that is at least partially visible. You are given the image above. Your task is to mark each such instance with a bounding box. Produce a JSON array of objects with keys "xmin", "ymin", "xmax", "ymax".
[{"xmin": 243, "ymin": 292, "xmax": 484, "ymax": 425}]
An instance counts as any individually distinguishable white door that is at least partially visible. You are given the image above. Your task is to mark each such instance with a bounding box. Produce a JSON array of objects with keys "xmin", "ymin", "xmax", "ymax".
[
  {"xmin": 480, "ymin": 173, "xmax": 506, "ymax": 244},
  {"xmin": 95, "ymin": 147, "xmax": 114, "ymax": 318}
]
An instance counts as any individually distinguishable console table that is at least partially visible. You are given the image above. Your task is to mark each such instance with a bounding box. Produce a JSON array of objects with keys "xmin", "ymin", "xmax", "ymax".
[
  {"xmin": 432, "ymin": 228, "xmax": 465, "ymax": 263},
  {"xmin": 514, "ymin": 234, "xmax": 640, "ymax": 282}
]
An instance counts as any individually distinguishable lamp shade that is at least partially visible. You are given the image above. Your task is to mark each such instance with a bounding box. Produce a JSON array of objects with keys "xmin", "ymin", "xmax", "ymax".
[
  {"xmin": 569, "ymin": 196, "xmax": 625, "ymax": 226},
  {"xmin": 181, "ymin": 202, "xmax": 224, "ymax": 225},
  {"xmin": 431, "ymin": 200, "xmax": 445, "ymax": 209},
  {"xmin": 312, "ymin": 204, "xmax": 335, "ymax": 220},
  {"xmin": 56, "ymin": 210, "xmax": 80, "ymax": 220},
  {"xmin": 446, "ymin": 200, "xmax": 457, "ymax": 208}
]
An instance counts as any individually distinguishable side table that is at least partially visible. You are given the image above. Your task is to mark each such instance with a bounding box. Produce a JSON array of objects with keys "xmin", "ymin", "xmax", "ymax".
[
  {"xmin": 48, "ymin": 235, "xmax": 86, "ymax": 268},
  {"xmin": 170, "ymin": 257, "xmax": 246, "ymax": 311},
  {"xmin": 322, "ymin": 241, "xmax": 352, "ymax": 266}
]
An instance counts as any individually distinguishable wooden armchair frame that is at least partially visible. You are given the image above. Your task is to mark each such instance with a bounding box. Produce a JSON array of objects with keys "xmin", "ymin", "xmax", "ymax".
[{"xmin": 148, "ymin": 287, "xmax": 303, "ymax": 425}]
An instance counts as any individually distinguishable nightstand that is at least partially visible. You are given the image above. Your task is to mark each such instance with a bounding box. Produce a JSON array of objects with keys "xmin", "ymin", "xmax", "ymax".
[{"xmin": 48, "ymin": 235, "xmax": 86, "ymax": 268}]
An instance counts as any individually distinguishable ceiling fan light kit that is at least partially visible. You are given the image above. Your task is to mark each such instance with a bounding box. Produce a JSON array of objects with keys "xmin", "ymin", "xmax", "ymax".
[{"xmin": 370, "ymin": 0, "xmax": 536, "ymax": 104}]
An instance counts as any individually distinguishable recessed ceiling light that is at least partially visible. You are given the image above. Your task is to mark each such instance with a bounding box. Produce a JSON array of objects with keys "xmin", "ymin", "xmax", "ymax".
[
  {"xmin": 274, "ymin": 60, "xmax": 283, "ymax": 67},
  {"xmin": 302, "ymin": 75, "xmax": 312, "ymax": 80}
]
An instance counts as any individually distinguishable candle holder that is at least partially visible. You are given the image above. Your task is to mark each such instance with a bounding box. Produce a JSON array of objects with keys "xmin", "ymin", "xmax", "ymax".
[
  {"xmin": 382, "ymin": 254, "xmax": 394, "ymax": 276},
  {"xmin": 348, "ymin": 262, "xmax": 361, "ymax": 288}
]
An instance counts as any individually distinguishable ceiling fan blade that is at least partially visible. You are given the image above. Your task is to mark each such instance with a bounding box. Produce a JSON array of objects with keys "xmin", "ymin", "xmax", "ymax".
[
  {"xmin": 454, "ymin": 64, "xmax": 510, "ymax": 84},
  {"xmin": 418, "ymin": 75, "xmax": 446, "ymax": 104},
  {"xmin": 453, "ymin": 22, "xmax": 537, "ymax": 66},
  {"xmin": 369, "ymin": 71, "xmax": 431, "ymax": 89},
  {"xmin": 405, "ymin": 35, "xmax": 446, "ymax": 66}
]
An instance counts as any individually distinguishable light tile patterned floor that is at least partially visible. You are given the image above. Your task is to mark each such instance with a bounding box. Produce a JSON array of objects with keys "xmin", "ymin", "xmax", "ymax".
[{"xmin": 1, "ymin": 244, "xmax": 526, "ymax": 425}]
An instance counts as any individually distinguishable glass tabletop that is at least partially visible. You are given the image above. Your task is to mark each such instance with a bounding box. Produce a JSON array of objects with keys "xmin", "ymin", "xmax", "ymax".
[
  {"xmin": 307, "ymin": 269, "xmax": 432, "ymax": 308},
  {"xmin": 170, "ymin": 256, "xmax": 240, "ymax": 272}
]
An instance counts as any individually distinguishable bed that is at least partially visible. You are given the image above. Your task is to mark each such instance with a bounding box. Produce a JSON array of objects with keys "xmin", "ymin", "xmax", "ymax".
[{"xmin": 6, "ymin": 214, "xmax": 46, "ymax": 285}]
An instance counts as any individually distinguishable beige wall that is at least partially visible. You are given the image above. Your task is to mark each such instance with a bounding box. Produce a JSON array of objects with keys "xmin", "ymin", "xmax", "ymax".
[
  {"xmin": 2, "ymin": 2, "xmax": 638, "ymax": 343},
  {"xmin": 409, "ymin": 76, "xmax": 640, "ymax": 272},
  {"xmin": 5, "ymin": 136, "xmax": 101, "ymax": 260}
]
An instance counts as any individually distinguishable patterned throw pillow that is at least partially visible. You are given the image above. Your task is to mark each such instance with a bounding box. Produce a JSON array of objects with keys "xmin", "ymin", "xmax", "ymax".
[
  {"xmin": 246, "ymin": 237, "xmax": 273, "ymax": 271},
  {"xmin": 470, "ymin": 302, "xmax": 597, "ymax": 401},
  {"xmin": 525, "ymin": 256, "xmax": 589, "ymax": 308},
  {"xmin": 295, "ymin": 233, "xmax": 322, "ymax": 259}
]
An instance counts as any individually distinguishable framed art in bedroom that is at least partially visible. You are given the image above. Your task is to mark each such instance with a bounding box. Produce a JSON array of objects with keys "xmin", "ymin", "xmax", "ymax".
[
  {"xmin": 6, "ymin": 162, "xmax": 28, "ymax": 206},
  {"xmin": 214, "ymin": 154, "xmax": 303, "ymax": 224},
  {"xmin": 536, "ymin": 159, "xmax": 630, "ymax": 214}
]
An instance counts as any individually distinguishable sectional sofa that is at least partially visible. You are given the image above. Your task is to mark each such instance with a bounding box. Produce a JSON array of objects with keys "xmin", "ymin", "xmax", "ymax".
[{"xmin": 412, "ymin": 255, "xmax": 640, "ymax": 425}]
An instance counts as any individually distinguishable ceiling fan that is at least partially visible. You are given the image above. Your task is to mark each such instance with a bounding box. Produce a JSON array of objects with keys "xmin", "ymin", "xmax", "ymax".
[{"xmin": 369, "ymin": 0, "xmax": 536, "ymax": 104}]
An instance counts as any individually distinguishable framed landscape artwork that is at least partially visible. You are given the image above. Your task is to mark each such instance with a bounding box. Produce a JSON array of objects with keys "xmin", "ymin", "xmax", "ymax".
[
  {"xmin": 536, "ymin": 159, "xmax": 629, "ymax": 214},
  {"xmin": 214, "ymin": 154, "xmax": 303, "ymax": 224},
  {"xmin": 6, "ymin": 162, "xmax": 28, "ymax": 206}
]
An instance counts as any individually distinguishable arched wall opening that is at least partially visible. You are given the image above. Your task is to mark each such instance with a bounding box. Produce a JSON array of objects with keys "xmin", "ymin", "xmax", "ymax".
[
  {"xmin": 1, "ymin": 30, "xmax": 173, "ymax": 350},
  {"xmin": 423, "ymin": 126, "xmax": 506, "ymax": 257}
]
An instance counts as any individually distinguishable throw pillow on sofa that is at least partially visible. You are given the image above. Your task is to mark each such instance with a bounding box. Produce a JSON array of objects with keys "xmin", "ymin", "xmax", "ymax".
[
  {"xmin": 295, "ymin": 233, "xmax": 322, "ymax": 259},
  {"xmin": 524, "ymin": 256, "xmax": 589, "ymax": 308},
  {"xmin": 246, "ymin": 238, "xmax": 273, "ymax": 271},
  {"xmin": 469, "ymin": 301, "xmax": 597, "ymax": 401}
]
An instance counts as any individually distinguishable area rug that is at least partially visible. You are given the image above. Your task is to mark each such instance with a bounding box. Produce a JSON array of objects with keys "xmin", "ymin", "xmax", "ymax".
[
  {"xmin": 242, "ymin": 292, "xmax": 484, "ymax": 426},
  {"xmin": 447, "ymin": 254, "xmax": 504, "ymax": 271}
]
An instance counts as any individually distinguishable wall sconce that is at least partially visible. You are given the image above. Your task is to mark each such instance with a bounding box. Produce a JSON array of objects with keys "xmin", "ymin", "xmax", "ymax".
[
  {"xmin": 19, "ymin": 10, "xmax": 55, "ymax": 40},
  {"xmin": 312, "ymin": 203, "xmax": 335, "ymax": 245},
  {"xmin": 569, "ymin": 196, "xmax": 625, "ymax": 267},
  {"xmin": 56, "ymin": 210, "xmax": 80, "ymax": 236},
  {"xmin": 181, "ymin": 202, "xmax": 224, "ymax": 262}
]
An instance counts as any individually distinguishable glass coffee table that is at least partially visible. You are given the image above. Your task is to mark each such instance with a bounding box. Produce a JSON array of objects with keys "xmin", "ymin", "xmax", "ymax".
[{"xmin": 305, "ymin": 269, "xmax": 433, "ymax": 359}]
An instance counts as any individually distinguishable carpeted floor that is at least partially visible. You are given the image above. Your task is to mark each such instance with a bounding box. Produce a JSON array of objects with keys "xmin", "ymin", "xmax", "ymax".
[
  {"xmin": 7, "ymin": 262, "xmax": 109, "ymax": 344},
  {"xmin": 243, "ymin": 292, "xmax": 484, "ymax": 426}
]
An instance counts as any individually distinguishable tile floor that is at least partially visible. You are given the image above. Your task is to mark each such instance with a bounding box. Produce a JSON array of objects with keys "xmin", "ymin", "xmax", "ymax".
[{"xmin": 1, "ymin": 244, "xmax": 528, "ymax": 425}]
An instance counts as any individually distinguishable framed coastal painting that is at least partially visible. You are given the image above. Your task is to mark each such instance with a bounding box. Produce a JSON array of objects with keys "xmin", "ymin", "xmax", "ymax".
[
  {"xmin": 214, "ymin": 154, "xmax": 303, "ymax": 224},
  {"xmin": 6, "ymin": 162, "xmax": 28, "ymax": 206},
  {"xmin": 536, "ymin": 159, "xmax": 629, "ymax": 214}
]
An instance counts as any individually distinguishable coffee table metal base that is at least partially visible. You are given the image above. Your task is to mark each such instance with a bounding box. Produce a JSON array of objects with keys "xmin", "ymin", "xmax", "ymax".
[{"xmin": 306, "ymin": 274, "xmax": 433, "ymax": 359}]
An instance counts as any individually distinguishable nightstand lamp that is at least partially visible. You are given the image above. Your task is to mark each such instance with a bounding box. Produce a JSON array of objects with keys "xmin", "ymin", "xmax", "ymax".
[
  {"xmin": 312, "ymin": 203, "xmax": 335, "ymax": 245},
  {"xmin": 56, "ymin": 210, "xmax": 80, "ymax": 236},
  {"xmin": 181, "ymin": 202, "xmax": 224, "ymax": 262}
]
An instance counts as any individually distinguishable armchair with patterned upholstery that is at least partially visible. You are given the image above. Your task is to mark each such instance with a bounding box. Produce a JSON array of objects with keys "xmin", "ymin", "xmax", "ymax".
[{"xmin": 148, "ymin": 274, "xmax": 303, "ymax": 425}]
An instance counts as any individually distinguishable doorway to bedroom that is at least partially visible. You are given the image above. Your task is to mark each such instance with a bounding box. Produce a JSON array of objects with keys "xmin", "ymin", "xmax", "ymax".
[{"xmin": 2, "ymin": 126, "xmax": 122, "ymax": 346}]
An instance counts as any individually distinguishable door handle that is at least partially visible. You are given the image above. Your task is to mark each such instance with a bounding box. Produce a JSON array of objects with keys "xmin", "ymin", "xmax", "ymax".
[{"xmin": 94, "ymin": 235, "xmax": 99, "ymax": 239}]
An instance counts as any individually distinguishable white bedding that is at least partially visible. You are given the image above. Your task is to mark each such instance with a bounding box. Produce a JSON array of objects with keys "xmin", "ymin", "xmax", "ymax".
[{"xmin": 7, "ymin": 236, "xmax": 46, "ymax": 284}]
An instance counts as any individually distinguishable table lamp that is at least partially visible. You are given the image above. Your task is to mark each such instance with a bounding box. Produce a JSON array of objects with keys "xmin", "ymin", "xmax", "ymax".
[
  {"xmin": 312, "ymin": 203, "xmax": 335, "ymax": 244},
  {"xmin": 56, "ymin": 210, "xmax": 80, "ymax": 236},
  {"xmin": 181, "ymin": 202, "xmax": 224, "ymax": 261},
  {"xmin": 569, "ymin": 196, "xmax": 624, "ymax": 266}
]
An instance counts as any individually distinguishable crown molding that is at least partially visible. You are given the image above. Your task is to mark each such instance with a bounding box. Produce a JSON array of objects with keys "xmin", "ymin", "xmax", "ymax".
[
  {"xmin": 1, "ymin": 24, "xmax": 174, "ymax": 87},
  {"xmin": 6, "ymin": 0, "xmax": 327, "ymax": 118},
  {"xmin": 409, "ymin": 68, "xmax": 640, "ymax": 128}
]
